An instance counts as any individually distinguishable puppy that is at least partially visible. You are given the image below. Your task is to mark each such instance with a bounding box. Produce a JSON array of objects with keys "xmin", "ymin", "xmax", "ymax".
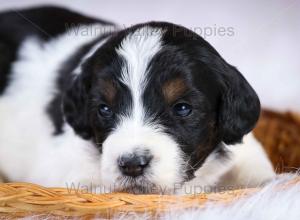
[{"xmin": 0, "ymin": 6, "xmax": 274, "ymax": 193}]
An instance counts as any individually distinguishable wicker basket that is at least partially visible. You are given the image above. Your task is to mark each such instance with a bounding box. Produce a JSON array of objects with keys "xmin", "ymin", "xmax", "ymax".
[
  {"xmin": 253, "ymin": 110, "xmax": 300, "ymax": 172},
  {"xmin": 0, "ymin": 109, "xmax": 299, "ymax": 219}
]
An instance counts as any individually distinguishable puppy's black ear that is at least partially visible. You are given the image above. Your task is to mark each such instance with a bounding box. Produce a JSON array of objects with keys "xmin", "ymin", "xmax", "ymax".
[
  {"xmin": 202, "ymin": 52, "xmax": 260, "ymax": 145},
  {"xmin": 216, "ymin": 59, "xmax": 260, "ymax": 145},
  {"xmin": 63, "ymin": 74, "xmax": 92, "ymax": 139}
]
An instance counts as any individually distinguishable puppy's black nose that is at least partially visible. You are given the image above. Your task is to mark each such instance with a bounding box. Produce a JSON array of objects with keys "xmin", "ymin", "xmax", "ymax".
[{"xmin": 118, "ymin": 154, "xmax": 152, "ymax": 177}]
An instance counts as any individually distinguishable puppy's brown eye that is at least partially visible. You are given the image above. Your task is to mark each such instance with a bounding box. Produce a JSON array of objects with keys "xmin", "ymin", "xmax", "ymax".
[
  {"xmin": 173, "ymin": 103, "xmax": 192, "ymax": 117},
  {"xmin": 98, "ymin": 104, "xmax": 113, "ymax": 118}
]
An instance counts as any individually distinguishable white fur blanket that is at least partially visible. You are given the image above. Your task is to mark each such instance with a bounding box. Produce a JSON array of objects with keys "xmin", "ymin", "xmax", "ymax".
[{"xmin": 112, "ymin": 174, "xmax": 299, "ymax": 220}]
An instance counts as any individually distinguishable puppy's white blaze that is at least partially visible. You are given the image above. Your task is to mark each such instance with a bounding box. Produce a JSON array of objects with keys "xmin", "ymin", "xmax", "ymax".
[
  {"xmin": 101, "ymin": 27, "xmax": 185, "ymax": 189},
  {"xmin": 117, "ymin": 27, "xmax": 163, "ymax": 126}
]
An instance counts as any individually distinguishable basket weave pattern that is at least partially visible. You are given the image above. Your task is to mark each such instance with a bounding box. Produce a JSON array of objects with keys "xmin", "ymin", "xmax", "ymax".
[{"xmin": 0, "ymin": 182, "xmax": 259, "ymax": 218}]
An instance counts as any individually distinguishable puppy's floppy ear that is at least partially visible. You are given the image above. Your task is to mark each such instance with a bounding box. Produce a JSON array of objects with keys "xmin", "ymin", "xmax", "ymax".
[
  {"xmin": 218, "ymin": 60, "xmax": 260, "ymax": 145},
  {"xmin": 202, "ymin": 52, "xmax": 260, "ymax": 145},
  {"xmin": 62, "ymin": 74, "xmax": 92, "ymax": 139},
  {"xmin": 219, "ymin": 66, "xmax": 260, "ymax": 144}
]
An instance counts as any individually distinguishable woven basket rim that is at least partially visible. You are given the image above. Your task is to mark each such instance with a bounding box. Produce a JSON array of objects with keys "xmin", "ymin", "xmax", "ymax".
[{"xmin": 0, "ymin": 176, "xmax": 299, "ymax": 218}]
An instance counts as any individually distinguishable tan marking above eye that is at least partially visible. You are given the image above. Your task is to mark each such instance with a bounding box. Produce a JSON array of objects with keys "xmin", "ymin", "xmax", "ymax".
[
  {"xmin": 162, "ymin": 78, "xmax": 188, "ymax": 104},
  {"xmin": 98, "ymin": 79, "xmax": 117, "ymax": 104}
]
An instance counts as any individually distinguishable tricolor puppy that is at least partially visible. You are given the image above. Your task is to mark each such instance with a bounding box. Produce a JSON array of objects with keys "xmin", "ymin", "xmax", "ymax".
[{"xmin": 0, "ymin": 6, "xmax": 275, "ymax": 193}]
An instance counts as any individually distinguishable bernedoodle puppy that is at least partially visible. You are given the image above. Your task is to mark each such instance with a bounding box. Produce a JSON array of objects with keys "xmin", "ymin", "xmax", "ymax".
[{"xmin": 0, "ymin": 6, "xmax": 274, "ymax": 194}]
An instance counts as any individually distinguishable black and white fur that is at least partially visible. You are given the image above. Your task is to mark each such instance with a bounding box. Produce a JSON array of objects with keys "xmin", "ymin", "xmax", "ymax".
[{"xmin": 0, "ymin": 6, "xmax": 275, "ymax": 193}]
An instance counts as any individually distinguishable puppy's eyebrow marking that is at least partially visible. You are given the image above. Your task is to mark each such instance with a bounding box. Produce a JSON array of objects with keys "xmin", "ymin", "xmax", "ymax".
[
  {"xmin": 163, "ymin": 78, "xmax": 187, "ymax": 104},
  {"xmin": 98, "ymin": 79, "xmax": 116, "ymax": 104}
]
